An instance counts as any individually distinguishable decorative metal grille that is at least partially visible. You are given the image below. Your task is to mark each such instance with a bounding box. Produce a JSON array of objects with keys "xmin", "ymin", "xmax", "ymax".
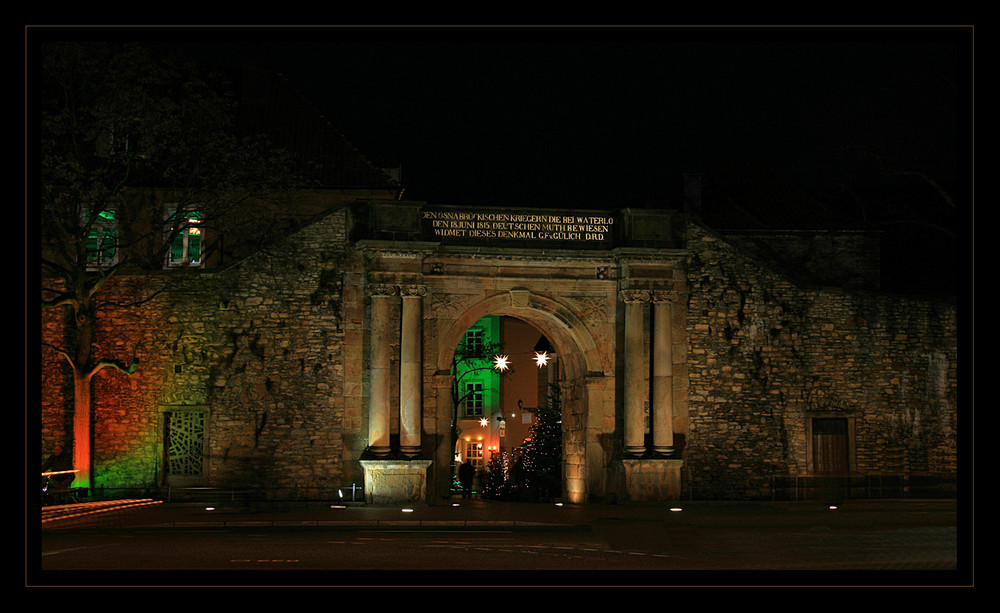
[{"xmin": 166, "ymin": 412, "xmax": 205, "ymax": 476}]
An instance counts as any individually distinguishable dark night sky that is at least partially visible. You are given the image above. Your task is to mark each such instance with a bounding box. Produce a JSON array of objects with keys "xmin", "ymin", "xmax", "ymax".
[
  {"xmin": 139, "ymin": 26, "xmax": 968, "ymax": 210},
  {"xmin": 31, "ymin": 25, "xmax": 970, "ymax": 216}
]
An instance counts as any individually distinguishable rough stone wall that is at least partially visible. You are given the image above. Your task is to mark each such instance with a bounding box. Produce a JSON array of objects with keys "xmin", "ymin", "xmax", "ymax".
[
  {"xmin": 203, "ymin": 209, "xmax": 350, "ymax": 494},
  {"xmin": 40, "ymin": 210, "xmax": 958, "ymax": 501},
  {"xmin": 40, "ymin": 208, "xmax": 353, "ymax": 496},
  {"xmin": 41, "ymin": 274, "xmax": 194, "ymax": 491},
  {"xmin": 727, "ymin": 232, "xmax": 882, "ymax": 290},
  {"xmin": 40, "ymin": 306, "xmax": 71, "ymax": 459},
  {"xmin": 684, "ymin": 222, "xmax": 958, "ymax": 499}
]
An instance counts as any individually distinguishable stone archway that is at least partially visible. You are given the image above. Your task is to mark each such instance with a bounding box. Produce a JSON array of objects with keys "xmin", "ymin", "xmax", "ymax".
[
  {"xmin": 431, "ymin": 289, "xmax": 611, "ymax": 504},
  {"xmin": 356, "ymin": 202, "xmax": 685, "ymax": 505}
]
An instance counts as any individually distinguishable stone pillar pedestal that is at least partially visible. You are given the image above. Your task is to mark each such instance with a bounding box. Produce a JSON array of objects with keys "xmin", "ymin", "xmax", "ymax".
[
  {"xmin": 360, "ymin": 459, "xmax": 433, "ymax": 505},
  {"xmin": 621, "ymin": 458, "xmax": 683, "ymax": 501}
]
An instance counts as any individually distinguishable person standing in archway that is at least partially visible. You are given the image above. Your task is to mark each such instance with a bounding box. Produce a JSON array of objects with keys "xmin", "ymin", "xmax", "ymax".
[{"xmin": 458, "ymin": 460, "xmax": 475, "ymax": 499}]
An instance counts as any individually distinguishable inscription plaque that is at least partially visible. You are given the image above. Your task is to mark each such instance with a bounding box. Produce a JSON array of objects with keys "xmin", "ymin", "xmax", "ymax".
[{"xmin": 422, "ymin": 207, "xmax": 615, "ymax": 247}]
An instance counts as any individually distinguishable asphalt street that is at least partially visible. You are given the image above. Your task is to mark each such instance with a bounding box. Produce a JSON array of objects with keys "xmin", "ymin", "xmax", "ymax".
[{"xmin": 30, "ymin": 498, "xmax": 969, "ymax": 586}]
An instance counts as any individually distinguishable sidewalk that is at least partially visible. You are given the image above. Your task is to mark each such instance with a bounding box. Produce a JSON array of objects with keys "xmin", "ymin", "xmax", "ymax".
[
  {"xmin": 41, "ymin": 498, "xmax": 614, "ymax": 531},
  {"xmin": 39, "ymin": 497, "xmax": 960, "ymax": 532}
]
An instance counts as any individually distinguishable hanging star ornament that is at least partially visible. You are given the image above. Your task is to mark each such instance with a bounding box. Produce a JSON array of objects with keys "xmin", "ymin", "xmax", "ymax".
[
  {"xmin": 493, "ymin": 354, "xmax": 510, "ymax": 371},
  {"xmin": 533, "ymin": 351, "xmax": 549, "ymax": 368}
]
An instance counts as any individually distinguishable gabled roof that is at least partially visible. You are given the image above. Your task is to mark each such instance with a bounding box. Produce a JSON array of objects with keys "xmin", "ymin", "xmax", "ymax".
[
  {"xmin": 235, "ymin": 50, "xmax": 402, "ymax": 193},
  {"xmin": 697, "ymin": 157, "xmax": 861, "ymax": 232}
]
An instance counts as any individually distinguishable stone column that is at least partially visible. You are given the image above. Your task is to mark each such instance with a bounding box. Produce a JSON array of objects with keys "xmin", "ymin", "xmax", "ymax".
[
  {"xmin": 652, "ymin": 291, "xmax": 677, "ymax": 456},
  {"xmin": 368, "ymin": 283, "xmax": 396, "ymax": 457},
  {"xmin": 621, "ymin": 289, "xmax": 649, "ymax": 456},
  {"xmin": 399, "ymin": 284, "xmax": 426, "ymax": 458}
]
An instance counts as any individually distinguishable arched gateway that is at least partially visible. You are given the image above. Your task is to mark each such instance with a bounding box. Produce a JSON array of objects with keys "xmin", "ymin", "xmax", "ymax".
[{"xmin": 356, "ymin": 201, "xmax": 686, "ymax": 504}]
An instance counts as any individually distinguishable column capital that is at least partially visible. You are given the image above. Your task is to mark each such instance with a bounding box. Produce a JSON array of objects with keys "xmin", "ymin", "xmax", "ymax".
[
  {"xmin": 399, "ymin": 284, "xmax": 427, "ymax": 297},
  {"xmin": 619, "ymin": 289, "xmax": 651, "ymax": 303},
  {"xmin": 371, "ymin": 283, "xmax": 397, "ymax": 297},
  {"xmin": 651, "ymin": 289, "xmax": 679, "ymax": 304}
]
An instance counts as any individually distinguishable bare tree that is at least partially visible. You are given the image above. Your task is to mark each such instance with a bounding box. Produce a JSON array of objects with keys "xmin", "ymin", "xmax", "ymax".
[
  {"xmin": 448, "ymin": 338, "xmax": 507, "ymax": 463},
  {"xmin": 38, "ymin": 41, "xmax": 297, "ymax": 490}
]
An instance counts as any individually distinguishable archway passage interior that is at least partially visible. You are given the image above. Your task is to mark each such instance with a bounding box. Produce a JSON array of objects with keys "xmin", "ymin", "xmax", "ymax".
[{"xmin": 450, "ymin": 315, "xmax": 559, "ymax": 498}]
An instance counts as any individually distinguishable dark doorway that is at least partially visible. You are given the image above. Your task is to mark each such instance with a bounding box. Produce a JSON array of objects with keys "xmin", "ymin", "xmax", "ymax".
[{"xmin": 812, "ymin": 417, "xmax": 849, "ymax": 475}]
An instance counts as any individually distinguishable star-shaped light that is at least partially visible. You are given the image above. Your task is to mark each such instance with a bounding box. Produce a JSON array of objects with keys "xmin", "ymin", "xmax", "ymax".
[
  {"xmin": 480, "ymin": 417, "xmax": 489, "ymax": 427},
  {"xmin": 533, "ymin": 351, "xmax": 549, "ymax": 368},
  {"xmin": 493, "ymin": 354, "xmax": 510, "ymax": 371}
]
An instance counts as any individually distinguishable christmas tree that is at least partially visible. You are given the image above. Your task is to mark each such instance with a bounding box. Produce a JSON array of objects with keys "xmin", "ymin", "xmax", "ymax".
[
  {"xmin": 480, "ymin": 385, "xmax": 563, "ymax": 501},
  {"xmin": 520, "ymin": 385, "xmax": 563, "ymax": 501}
]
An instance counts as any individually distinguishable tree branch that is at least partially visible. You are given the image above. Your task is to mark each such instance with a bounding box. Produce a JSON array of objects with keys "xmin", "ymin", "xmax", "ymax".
[{"xmin": 88, "ymin": 358, "xmax": 139, "ymax": 379}]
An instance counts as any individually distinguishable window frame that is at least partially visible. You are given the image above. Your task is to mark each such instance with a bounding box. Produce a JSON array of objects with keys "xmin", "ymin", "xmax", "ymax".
[
  {"xmin": 465, "ymin": 440, "xmax": 484, "ymax": 468},
  {"xmin": 464, "ymin": 382, "xmax": 484, "ymax": 417},
  {"xmin": 81, "ymin": 205, "xmax": 118, "ymax": 270},
  {"xmin": 164, "ymin": 204, "xmax": 204, "ymax": 268},
  {"xmin": 463, "ymin": 327, "xmax": 485, "ymax": 356}
]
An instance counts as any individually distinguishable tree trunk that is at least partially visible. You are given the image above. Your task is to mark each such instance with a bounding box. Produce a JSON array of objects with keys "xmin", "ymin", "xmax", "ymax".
[
  {"xmin": 68, "ymin": 291, "xmax": 97, "ymax": 491},
  {"xmin": 71, "ymin": 369, "xmax": 93, "ymax": 490}
]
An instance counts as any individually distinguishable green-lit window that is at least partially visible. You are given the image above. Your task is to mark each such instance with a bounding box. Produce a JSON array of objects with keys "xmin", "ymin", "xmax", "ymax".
[
  {"xmin": 463, "ymin": 328, "xmax": 485, "ymax": 356},
  {"xmin": 83, "ymin": 207, "xmax": 117, "ymax": 269},
  {"xmin": 465, "ymin": 382, "xmax": 484, "ymax": 417},
  {"xmin": 165, "ymin": 207, "xmax": 202, "ymax": 267}
]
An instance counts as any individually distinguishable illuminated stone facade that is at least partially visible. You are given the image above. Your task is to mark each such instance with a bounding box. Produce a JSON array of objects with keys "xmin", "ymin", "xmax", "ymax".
[{"xmin": 39, "ymin": 199, "xmax": 958, "ymax": 504}]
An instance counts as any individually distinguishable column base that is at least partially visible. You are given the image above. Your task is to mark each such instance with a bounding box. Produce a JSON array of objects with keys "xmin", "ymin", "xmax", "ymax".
[
  {"xmin": 360, "ymin": 459, "xmax": 433, "ymax": 505},
  {"xmin": 366, "ymin": 446, "xmax": 393, "ymax": 459},
  {"xmin": 621, "ymin": 458, "xmax": 683, "ymax": 501}
]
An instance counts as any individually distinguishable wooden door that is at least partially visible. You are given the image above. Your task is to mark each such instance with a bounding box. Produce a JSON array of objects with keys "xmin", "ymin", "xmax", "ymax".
[{"xmin": 812, "ymin": 417, "xmax": 849, "ymax": 474}]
